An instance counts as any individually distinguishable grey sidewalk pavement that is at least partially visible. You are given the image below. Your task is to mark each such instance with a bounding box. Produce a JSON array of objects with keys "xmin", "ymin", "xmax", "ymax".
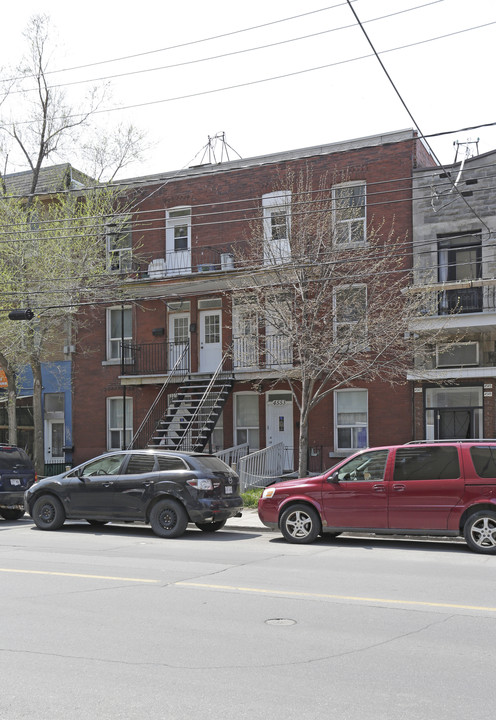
[{"xmin": 224, "ymin": 507, "xmax": 273, "ymax": 532}]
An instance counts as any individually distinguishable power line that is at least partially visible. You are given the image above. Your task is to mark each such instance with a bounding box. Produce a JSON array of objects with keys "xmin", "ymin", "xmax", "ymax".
[
  {"xmin": 12, "ymin": 1, "xmax": 445, "ymax": 94},
  {"xmin": 3, "ymin": 19, "xmax": 494, "ymax": 129}
]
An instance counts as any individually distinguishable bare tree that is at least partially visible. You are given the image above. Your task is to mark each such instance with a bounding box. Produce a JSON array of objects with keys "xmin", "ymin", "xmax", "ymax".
[
  {"xmin": 230, "ymin": 169, "xmax": 442, "ymax": 476},
  {"xmin": 0, "ymin": 13, "xmax": 146, "ymax": 469}
]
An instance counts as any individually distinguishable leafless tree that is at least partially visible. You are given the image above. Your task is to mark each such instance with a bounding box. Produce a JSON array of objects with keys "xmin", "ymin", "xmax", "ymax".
[{"xmin": 230, "ymin": 169, "xmax": 443, "ymax": 476}]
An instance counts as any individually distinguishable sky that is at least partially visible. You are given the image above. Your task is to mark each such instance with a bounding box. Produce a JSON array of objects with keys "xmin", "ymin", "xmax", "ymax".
[{"xmin": 3, "ymin": 0, "xmax": 496, "ymax": 180}]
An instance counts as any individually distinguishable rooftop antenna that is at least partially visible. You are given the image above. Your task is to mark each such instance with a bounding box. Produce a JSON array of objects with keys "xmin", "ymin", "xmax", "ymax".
[
  {"xmin": 197, "ymin": 132, "xmax": 242, "ymax": 165},
  {"xmin": 454, "ymin": 138, "xmax": 479, "ymax": 163}
]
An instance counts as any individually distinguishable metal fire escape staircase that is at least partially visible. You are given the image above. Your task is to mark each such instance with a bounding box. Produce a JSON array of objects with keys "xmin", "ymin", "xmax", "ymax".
[{"xmin": 147, "ymin": 346, "xmax": 234, "ymax": 453}]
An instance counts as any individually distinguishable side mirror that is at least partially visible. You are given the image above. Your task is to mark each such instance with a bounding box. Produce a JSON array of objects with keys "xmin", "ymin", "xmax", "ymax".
[{"xmin": 327, "ymin": 472, "xmax": 340, "ymax": 484}]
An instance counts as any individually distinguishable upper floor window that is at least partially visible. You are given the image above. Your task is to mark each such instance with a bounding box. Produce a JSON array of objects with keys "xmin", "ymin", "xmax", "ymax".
[
  {"xmin": 166, "ymin": 207, "xmax": 191, "ymax": 276},
  {"xmin": 438, "ymin": 233, "xmax": 482, "ymax": 314},
  {"xmin": 262, "ymin": 191, "xmax": 291, "ymax": 265},
  {"xmin": 107, "ymin": 307, "xmax": 132, "ymax": 362},
  {"xmin": 333, "ymin": 182, "xmax": 366, "ymax": 244},
  {"xmin": 106, "ymin": 215, "xmax": 132, "ymax": 272},
  {"xmin": 334, "ymin": 284, "xmax": 367, "ymax": 345}
]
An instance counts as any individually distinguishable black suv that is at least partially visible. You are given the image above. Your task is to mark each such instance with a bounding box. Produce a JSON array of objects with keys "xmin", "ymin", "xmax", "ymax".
[
  {"xmin": 25, "ymin": 449, "xmax": 242, "ymax": 538},
  {"xmin": 0, "ymin": 444, "xmax": 37, "ymax": 520}
]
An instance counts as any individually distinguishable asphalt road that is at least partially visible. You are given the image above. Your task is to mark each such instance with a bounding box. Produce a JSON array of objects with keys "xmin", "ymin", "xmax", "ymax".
[{"xmin": 1, "ymin": 515, "xmax": 495, "ymax": 720}]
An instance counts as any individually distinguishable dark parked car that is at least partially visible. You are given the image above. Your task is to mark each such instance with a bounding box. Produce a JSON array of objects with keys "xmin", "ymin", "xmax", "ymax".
[
  {"xmin": 25, "ymin": 449, "xmax": 242, "ymax": 538},
  {"xmin": 258, "ymin": 441, "xmax": 496, "ymax": 554},
  {"xmin": 0, "ymin": 444, "xmax": 37, "ymax": 520}
]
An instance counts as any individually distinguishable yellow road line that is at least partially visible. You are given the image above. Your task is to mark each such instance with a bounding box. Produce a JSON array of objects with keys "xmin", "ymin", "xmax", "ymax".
[
  {"xmin": 0, "ymin": 568, "xmax": 158, "ymax": 583},
  {"xmin": 176, "ymin": 582, "xmax": 496, "ymax": 612}
]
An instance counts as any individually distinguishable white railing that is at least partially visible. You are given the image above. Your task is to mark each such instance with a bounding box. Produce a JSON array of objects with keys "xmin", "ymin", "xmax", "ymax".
[
  {"xmin": 214, "ymin": 443, "xmax": 249, "ymax": 468},
  {"xmin": 238, "ymin": 442, "xmax": 287, "ymax": 492}
]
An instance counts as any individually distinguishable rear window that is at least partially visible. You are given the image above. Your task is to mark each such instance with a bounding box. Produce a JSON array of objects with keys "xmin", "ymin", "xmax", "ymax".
[
  {"xmin": 470, "ymin": 446, "xmax": 496, "ymax": 479},
  {"xmin": 194, "ymin": 456, "xmax": 232, "ymax": 474},
  {"xmin": 394, "ymin": 446, "xmax": 460, "ymax": 481},
  {"xmin": 0, "ymin": 447, "xmax": 33, "ymax": 471}
]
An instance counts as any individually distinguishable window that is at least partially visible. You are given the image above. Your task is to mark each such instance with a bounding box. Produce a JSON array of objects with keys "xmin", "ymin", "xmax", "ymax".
[
  {"xmin": 470, "ymin": 446, "xmax": 496, "ymax": 478},
  {"xmin": 335, "ymin": 389, "xmax": 368, "ymax": 452},
  {"xmin": 107, "ymin": 307, "xmax": 132, "ymax": 362},
  {"xmin": 438, "ymin": 234, "xmax": 482, "ymax": 314},
  {"xmin": 394, "ymin": 447, "xmax": 460, "ymax": 481},
  {"xmin": 233, "ymin": 301, "xmax": 258, "ymax": 368},
  {"xmin": 211, "ymin": 410, "xmax": 224, "ymax": 452},
  {"xmin": 166, "ymin": 207, "xmax": 191, "ymax": 275},
  {"xmin": 333, "ymin": 182, "xmax": 366, "ymax": 244},
  {"xmin": 335, "ymin": 449, "xmax": 388, "ymax": 481},
  {"xmin": 106, "ymin": 216, "xmax": 132, "ymax": 272},
  {"xmin": 107, "ymin": 397, "xmax": 133, "ymax": 450},
  {"xmin": 334, "ymin": 285, "xmax": 367, "ymax": 344},
  {"xmin": 262, "ymin": 191, "xmax": 291, "ymax": 264},
  {"xmin": 234, "ymin": 394, "xmax": 260, "ymax": 450},
  {"xmin": 124, "ymin": 454, "xmax": 156, "ymax": 474},
  {"xmin": 157, "ymin": 455, "xmax": 188, "ymax": 471},
  {"xmin": 81, "ymin": 453, "xmax": 124, "ymax": 476}
]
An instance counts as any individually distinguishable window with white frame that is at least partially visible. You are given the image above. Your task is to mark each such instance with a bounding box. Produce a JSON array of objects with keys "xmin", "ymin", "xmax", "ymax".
[
  {"xmin": 334, "ymin": 285, "xmax": 367, "ymax": 344},
  {"xmin": 107, "ymin": 396, "xmax": 133, "ymax": 450},
  {"xmin": 335, "ymin": 389, "xmax": 368, "ymax": 452},
  {"xmin": 234, "ymin": 393, "xmax": 260, "ymax": 450},
  {"xmin": 262, "ymin": 191, "xmax": 291, "ymax": 264},
  {"xmin": 166, "ymin": 207, "xmax": 191, "ymax": 275},
  {"xmin": 107, "ymin": 307, "xmax": 132, "ymax": 362},
  {"xmin": 333, "ymin": 182, "xmax": 366, "ymax": 244},
  {"xmin": 106, "ymin": 215, "xmax": 132, "ymax": 272}
]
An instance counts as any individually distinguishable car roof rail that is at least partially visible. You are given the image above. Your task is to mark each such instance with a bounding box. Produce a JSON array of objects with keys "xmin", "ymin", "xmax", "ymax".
[{"xmin": 405, "ymin": 439, "xmax": 496, "ymax": 444}]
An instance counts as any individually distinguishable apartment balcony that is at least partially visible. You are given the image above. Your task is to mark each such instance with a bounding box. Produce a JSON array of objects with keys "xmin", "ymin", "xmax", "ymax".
[
  {"xmin": 120, "ymin": 341, "xmax": 190, "ymax": 380},
  {"xmin": 146, "ymin": 247, "xmax": 235, "ymax": 280},
  {"xmin": 410, "ymin": 281, "xmax": 496, "ymax": 333},
  {"xmin": 233, "ymin": 335, "xmax": 293, "ymax": 372},
  {"xmin": 438, "ymin": 287, "xmax": 483, "ymax": 315}
]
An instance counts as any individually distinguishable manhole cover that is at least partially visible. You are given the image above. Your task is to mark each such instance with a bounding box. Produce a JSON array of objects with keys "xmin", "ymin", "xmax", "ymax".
[{"xmin": 265, "ymin": 618, "xmax": 297, "ymax": 626}]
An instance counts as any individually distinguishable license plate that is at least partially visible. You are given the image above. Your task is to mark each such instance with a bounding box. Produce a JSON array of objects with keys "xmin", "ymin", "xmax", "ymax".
[
  {"xmin": 10, "ymin": 479, "xmax": 21, "ymax": 486},
  {"xmin": 225, "ymin": 486, "xmax": 232, "ymax": 494}
]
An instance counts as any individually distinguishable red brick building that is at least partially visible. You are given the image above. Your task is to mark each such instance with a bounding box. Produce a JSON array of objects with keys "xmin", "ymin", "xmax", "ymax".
[{"xmin": 72, "ymin": 129, "xmax": 435, "ymax": 474}]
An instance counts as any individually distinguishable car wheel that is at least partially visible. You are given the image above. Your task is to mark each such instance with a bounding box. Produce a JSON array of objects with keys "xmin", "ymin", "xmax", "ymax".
[
  {"xmin": 85, "ymin": 520, "xmax": 109, "ymax": 526},
  {"xmin": 463, "ymin": 511, "xmax": 496, "ymax": 554},
  {"xmin": 280, "ymin": 503, "xmax": 321, "ymax": 544},
  {"xmin": 149, "ymin": 498, "xmax": 188, "ymax": 538},
  {"xmin": 194, "ymin": 520, "xmax": 227, "ymax": 532},
  {"xmin": 32, "ymin": 495, "xmax": 65, "ymax": 531},
  {"xmin": 0, "ymin": 508, "xmax": 25, "ymax": 521}
]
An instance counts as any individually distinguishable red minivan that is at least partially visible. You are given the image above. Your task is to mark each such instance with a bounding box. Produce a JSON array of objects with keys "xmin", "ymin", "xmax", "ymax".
[{"xmin": 257, "ymin": 441, "xmax": 496, "ymax": 553}]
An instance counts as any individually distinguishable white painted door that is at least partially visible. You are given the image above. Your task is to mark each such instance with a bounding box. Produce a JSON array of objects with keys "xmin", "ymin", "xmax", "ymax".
[
  {"xmin": 44, "ymin": 420, "xmax": 64, "ymax": 462},
  {"xmin": 199, "ymin": 310, "xmax": 222, "ymax": 372},
  {"xmin": 266, "ymin": 391, "xmax": 294, "ymax": 469},
  {"xmin": 168, "ymin": 313, "xmax": 190, "ymax": 371}
]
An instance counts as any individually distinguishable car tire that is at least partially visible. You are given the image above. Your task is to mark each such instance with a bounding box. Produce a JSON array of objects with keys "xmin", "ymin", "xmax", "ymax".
[
  {"xmin": 463, "ymin": 510, "xmax": 496, "ymax": 554},
  {"xmin": 32, "ymin": 495, "xmax": 65, "ymax": 531},
  {"xmin": 149, "ymin": 498, "xmax": 188, "ymax": 538},
  {"xmin": 0, "ymin": 508, "xmax": 25, "ymax": 521},
  {"xmin": 280, "ymin": 503, "xmax": 321, "ymax": 544},
  {"xmin": 85, "ymin": 520, "xmax": 109, "ymax": 526},
  {"xmin": 194, "ymin": 520, "xmax": 227, "ymax": 532}
]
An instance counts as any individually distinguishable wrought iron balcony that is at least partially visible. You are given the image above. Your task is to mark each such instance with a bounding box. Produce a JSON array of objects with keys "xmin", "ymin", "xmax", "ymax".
[
  {"xmin": 438, "ymin": 287, "xmax": 483, "ymax": 314},
  {"xmin": 121, "ymin": 341, "xmax": 190, "ymax": 376}
]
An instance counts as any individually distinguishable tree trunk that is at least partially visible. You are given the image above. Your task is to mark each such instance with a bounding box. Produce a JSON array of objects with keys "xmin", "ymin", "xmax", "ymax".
[
  {"xmin": 0, "ymin": 353, "xmax": 17, "ymax": 445},
  {"xmin": 31, "ymin": 357, "xmax": 44, "ymax": 474},
  {"xmin": 297, "ymin": 378, "xmax": 312, "ymax": 477}
]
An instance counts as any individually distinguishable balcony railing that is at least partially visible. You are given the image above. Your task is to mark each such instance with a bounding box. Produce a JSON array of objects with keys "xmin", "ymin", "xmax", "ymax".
[
  {"xmin": 121, "ymin": 341, "xmax": 190, "ymax": 376},
  {"xmin": 146, "ymin": 247, "xmax": 235, "ymax": 279},
  {"xmin": 438, "ymin": 287, "xmax": 483, "ymax": 314},
  {"xmin": 233, "ymin": 334, "xmax": 293, "ymax": 370}
]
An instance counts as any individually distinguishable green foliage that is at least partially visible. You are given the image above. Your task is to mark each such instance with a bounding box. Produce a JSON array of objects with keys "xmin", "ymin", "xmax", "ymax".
[{"xmin": 241, "ymin": 487, "xmax": 263, "ymax": 508}]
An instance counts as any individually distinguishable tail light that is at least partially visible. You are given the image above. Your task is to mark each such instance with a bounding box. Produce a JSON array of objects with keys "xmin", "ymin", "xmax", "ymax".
[{"xmin": 187, "ymin": 478, "xmax": 213, "ymax": 490}]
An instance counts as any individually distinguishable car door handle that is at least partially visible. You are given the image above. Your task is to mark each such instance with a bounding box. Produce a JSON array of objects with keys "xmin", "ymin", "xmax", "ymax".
[
  {"xmin": 103, "ymin": 482, "xmax": 114, "ymax": 488},
  {"xmin": 143, "ymin": 481, "xmax": 154, "ymax": 487},
  {"xmin": 373, "ymin": 484, "xmax": 386, "ymax": 492},
  {"xmin": 393, "ymin": 484, "xmax": 406, "ymax": 492}
]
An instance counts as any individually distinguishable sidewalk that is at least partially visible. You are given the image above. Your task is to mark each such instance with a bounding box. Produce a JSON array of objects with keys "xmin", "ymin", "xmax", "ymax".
[{"xmin": 225, "ymin": 507, "xmax": 273, "ymax": 532}]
